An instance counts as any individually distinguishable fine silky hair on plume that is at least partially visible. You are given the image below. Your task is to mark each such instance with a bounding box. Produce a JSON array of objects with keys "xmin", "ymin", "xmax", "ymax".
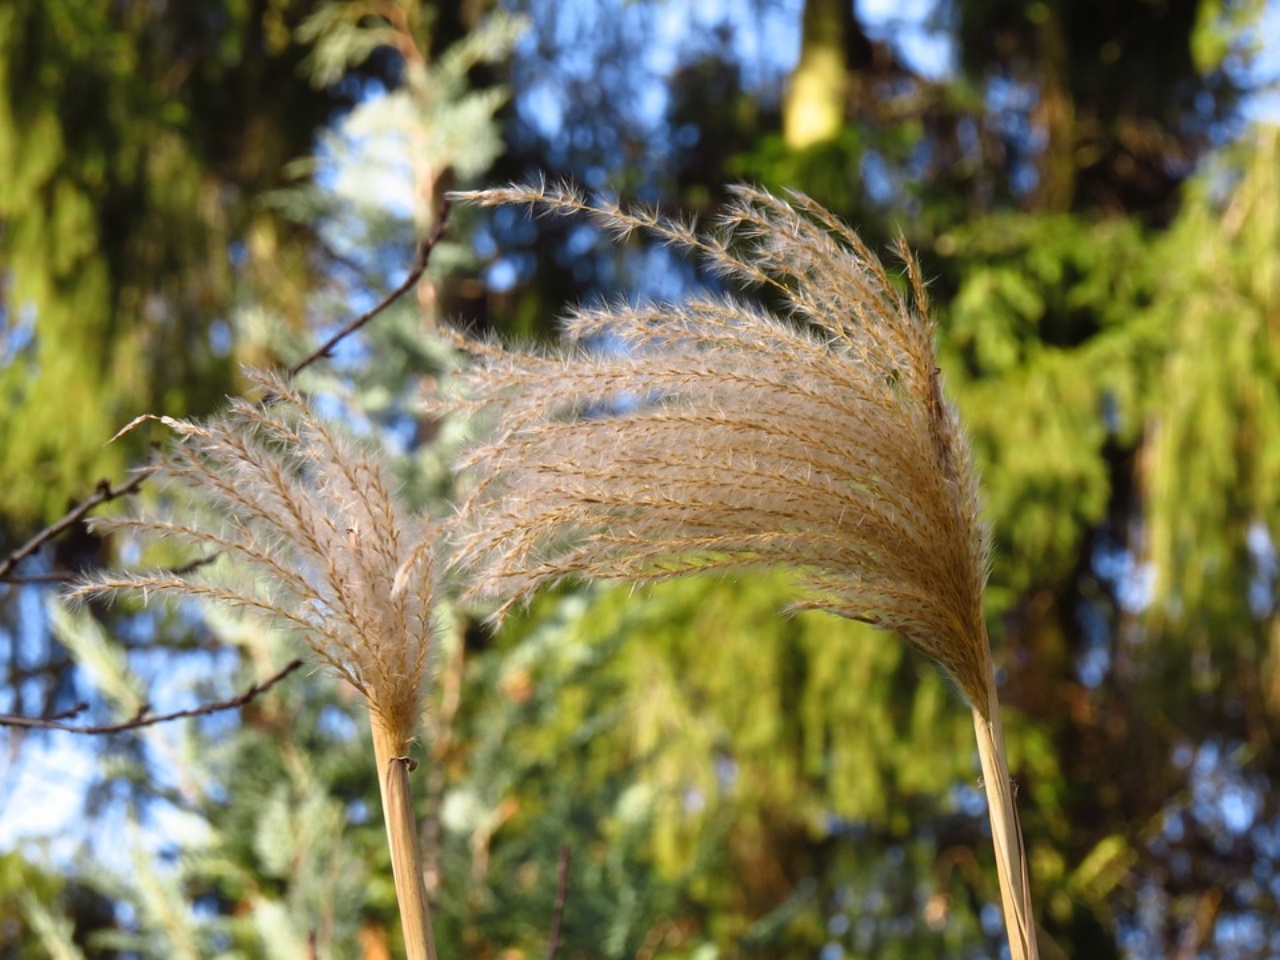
[
  {"xmin": 71, "ymin": 368, "xmax": 440, "ymax": 959},
  {"xmin": 443, "ymin": 181, "xmax": 1038, "ymax": 959},
  {"xmin": 446, "ymin": 181, "xmax": 989, "ymax": 705}
]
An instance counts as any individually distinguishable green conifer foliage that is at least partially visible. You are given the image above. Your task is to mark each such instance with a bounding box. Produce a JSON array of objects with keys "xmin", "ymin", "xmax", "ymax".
[
  {"xmin": 0, "ymin": 1, "xmax": 333, "ymax": 526},
  {"xmin": 937, "ymin": 213, "xmax": 1155, "ymax": 599},
  {"xmin": 1143, "ymin": 126, "xmax": 1280, "ymax": 714}
]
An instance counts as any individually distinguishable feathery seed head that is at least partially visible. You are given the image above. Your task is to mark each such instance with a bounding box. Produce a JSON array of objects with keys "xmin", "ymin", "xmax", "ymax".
[
  {"xmin": 73, "ymin": 369, "xmax": 437, "ymax": 746},
  {"xmin": 443, "ymin": 183, "xmax": 995, "ymax": 712}
]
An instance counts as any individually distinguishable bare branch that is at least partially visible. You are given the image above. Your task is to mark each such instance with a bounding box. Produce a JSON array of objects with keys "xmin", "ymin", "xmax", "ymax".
[
  {"xmin": 3, "ymin": 553, "xmax": 219, "ymax": 587},
  {"xmin": 41, "ymin": 701, "xmax": 92, "ymax": 722},
  {"xmin": 1, "ymin": 572, "xmax": 77, "ymax": 585},
  {"xmin": 0, "ymin": 470, "xmax": 155, "ymax": 583},
  {"xmin": 0, "ymin": 658, "xmax": 304, "ymax": 734},
  {"xmin": 1, "ymin": 209, "xmax": 449, "ymax": 588},
  {"xmin": 289, "ymin": 201, "xmax": 452, "ymax": 377},
  {"xmin": 546, "ymin": 844, "xmax": 572, "ymax": 960}
]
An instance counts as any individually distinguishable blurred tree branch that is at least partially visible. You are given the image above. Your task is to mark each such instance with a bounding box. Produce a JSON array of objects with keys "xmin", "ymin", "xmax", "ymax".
[
  {"xmin": 0, "ymin": 215, "xmax": 449, "ymax": 587},
  {"xmin": 546, "ymin": 844, "xmax": 571, "ymax": 960},
  {"xmin": 288, "ymin": 201, "xmax": 450, "ymax": 377},
  {"xmin": 0, "ymin": 472, "xmax": 154, "ymax": 583},
  {"xmin": 0, "ymin": 658, "xmax": 304, "ymax": 733}
]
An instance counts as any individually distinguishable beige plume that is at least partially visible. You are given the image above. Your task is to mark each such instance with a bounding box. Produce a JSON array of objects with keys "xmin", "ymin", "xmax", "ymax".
[
  {"xmin": 73, "ymin": 368, "xmax": 439, "ymax": 960},
  {"xmin": 442, "ymin": 181, "xmax": 1038, "ymax": 959}
]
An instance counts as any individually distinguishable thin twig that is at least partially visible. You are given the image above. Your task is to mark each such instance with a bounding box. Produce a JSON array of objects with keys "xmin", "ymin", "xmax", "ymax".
[
  {"xmin": 0, "ymin": 572, "xmax": 77, "ymax": 585},
  {"xmin": 4, "ymin": 554, "xmax": 218, "ymax": 586},
  {"xmin": 0, "ymin": 658, "xmax": 304, "ymax": 733},
  {"xmin": 41, "ymin": 701, "xmax": 92, "ymax": 722},
  {"xmin": 289, "ymin": 202, "xmax": 451, "ymax": 377},
  {"xmin": 546, "ymin": 844, "xmax": 572, "ymax": 960},
  {"xmin": 1, "ymin": 211, "xmax": 449, "ymax": 586},
  {"xmin": 0, "ymin": 470, "xmax": 155, "ymax": 582}
]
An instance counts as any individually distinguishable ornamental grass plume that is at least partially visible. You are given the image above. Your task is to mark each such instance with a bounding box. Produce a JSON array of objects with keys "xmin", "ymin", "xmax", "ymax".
[
  {"xmin": 443, "ymin": 182, "xmax": 1038, "ymax": 959},
  {"xmin": 72, "ymin": 369, "xmax": 439, "ymax": 960}
]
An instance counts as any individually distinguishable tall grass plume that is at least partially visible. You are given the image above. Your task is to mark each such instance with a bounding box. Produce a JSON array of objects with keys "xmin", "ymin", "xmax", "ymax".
[{"xmin": 442, "ymin": 181, "xmax": 1038, "ymax": 959}]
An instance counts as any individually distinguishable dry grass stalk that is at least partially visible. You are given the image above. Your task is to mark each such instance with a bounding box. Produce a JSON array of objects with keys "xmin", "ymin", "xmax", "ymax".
[
  {"xmin": 72, "ymin": 369, "xmax": 439, "ymax": 960},
  {"xmin": 443, "ymin": 181, "xmax": 1038, "ymax": 958}
]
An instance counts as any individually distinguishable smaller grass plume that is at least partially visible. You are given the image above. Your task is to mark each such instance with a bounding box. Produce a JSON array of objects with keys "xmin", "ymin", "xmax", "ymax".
[{"xmin": 72, "ymin": 368, "xmax": 439, "ymax": 959}]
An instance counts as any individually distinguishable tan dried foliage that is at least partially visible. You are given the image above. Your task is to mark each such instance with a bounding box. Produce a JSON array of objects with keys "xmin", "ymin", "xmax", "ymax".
[
  {"xmin": 72, "ymin": 369, "xmax": 436, "ymax": 746},
  {"xmin": 442, "ymin": 182, "xmax": 994, "ymax": 713}
]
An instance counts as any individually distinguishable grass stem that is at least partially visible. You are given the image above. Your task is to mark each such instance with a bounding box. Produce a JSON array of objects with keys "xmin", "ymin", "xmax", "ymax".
[
  {"xmin": 370, "ymin": 716, "xmax": 437, "ymax": 960},
  {"xmin": 971, "ymin": 658, "xmax": 1038, "ymax": 960}
]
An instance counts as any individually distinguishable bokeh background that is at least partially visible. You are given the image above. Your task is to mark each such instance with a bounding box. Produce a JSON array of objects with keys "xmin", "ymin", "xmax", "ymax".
[{"xmin": 2, "ymin": 1, "xmax": 1280, "ymax": 957}]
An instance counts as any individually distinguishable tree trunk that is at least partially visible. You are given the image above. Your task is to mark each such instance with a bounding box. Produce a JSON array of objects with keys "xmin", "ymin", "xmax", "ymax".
[{"xmin": 783, "ymin": 0, "xmax": 852, "ymax": 149}]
